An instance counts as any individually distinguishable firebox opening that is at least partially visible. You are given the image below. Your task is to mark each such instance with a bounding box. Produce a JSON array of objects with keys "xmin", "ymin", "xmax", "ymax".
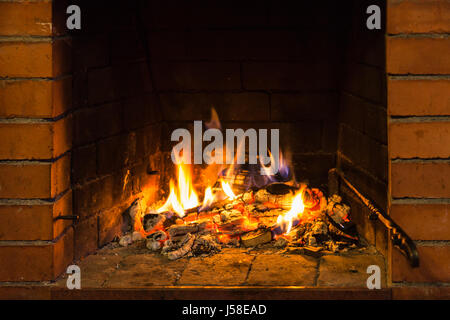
[{"xmin": 68, "ymin": 0, "xmax": 388, "ymax": 288}]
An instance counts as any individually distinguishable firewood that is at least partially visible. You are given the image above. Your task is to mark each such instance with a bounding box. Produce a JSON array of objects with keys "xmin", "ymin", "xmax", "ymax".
[
  {"xmin": 240, "ymin": 229, "xmax": 272, "ymax": 247},
  {"xmin": 143, "ymin": 213, "xmax": 166, "ymax": 232},
  {"xmin": 167, "ymin": 233, "xmax": 195, "ymax": 260},
  {"xmin": 147, "ymin": 230, "xmax": 167, "ymax": 241},
  {"xmin": 253, "ymin": 189, "xmax": 293, "ymax": 209},
  {"xmin": 168, "ymin": 224, "xmax": 199, "ymax": 237}
]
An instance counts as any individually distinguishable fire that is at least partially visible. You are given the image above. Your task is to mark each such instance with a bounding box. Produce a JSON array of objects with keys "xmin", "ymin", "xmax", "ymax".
[
  {"xmin": 157, "ymin": 164, "xmax": 199, "ymax": 217},
  {"xmin": 276, "ymin": 189, "xmax": 305, "ymax": 234},
  {"xmin": 221, "ymin": 180, "xmax": 236, "ymax": 200},
  {"xmin": 202, "ymin": 186, "xmax": 214, "ymax": 208}
]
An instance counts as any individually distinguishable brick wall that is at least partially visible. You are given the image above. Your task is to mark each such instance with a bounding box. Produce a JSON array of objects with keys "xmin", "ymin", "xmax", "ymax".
[
  {"xmin": 386, "ymin": 0, "xmax": 450, "ymax": 299},
  {"xmin": 70, "ymin": 0, "xmax": 162, "ymax": 260},
  {"xmin": 337, "ymin": 0, "xmax": 389, "ymax": 257},
  {"xmin": 0, "ymin": 0, "xmax": 73, "ymax": 281}
]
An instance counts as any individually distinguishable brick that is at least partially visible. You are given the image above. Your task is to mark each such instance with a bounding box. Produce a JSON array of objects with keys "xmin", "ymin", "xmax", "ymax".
[
  {"xmin": 112, "ymin": 62, "xmax": 153, "ymax": 99},
  {"xmin": 390, "ymin": 203, "xmax": 450, "ymax": 241},
  {"xmin": 271, "ymin": 93, "xmax": 337, "ymax": 121},
  {"xmin": 222, "ymin": 121, "xmax": 324, "ymax": 153},
  {"xmin": 343, "ymin": 62, "xmax": 385, "ymax": 104},
  {"xmin": 136, "ymin": 124, "xmax": 161, "ymax": 160},
  {"xmin": 0, "ymin": 228, "xmax": 73, "ymax": 281},
  {"xmin": 0, "ymin": 191, "xmax": 72, "ymax": 241},
  {"xmin": 387, "ymin": 37, "xmax": 450, "ymax": 74},
  {"xmin": 106, "ymin": 254, "xmax": 187, "ymax": 288},
  {"xmin": 73, "ymin": 34, "xmax": 109, "ymax": 70},
  {"xmin": 0, "ymin": 116, "xmax": 72, "ymax": 160},
  {"xmin": 72, "ymin": 70, "xmax": 87, "ymax": 109},
  {"xmin": 72, "ymin": 145, "xmax": 96, "ymax": 184},
  {"xmin": 147, "ymin": 0, "xmax": 266, "ymax": 29},
  {"xmin": 87, "ymin": 67, "xmax": 116, "ymax": 105},
  {"xmin": 179, "ymin": 252, "xmax": 253, "ymax": 285},
  {"xmin": 0, "ymin": 154, "xmax": 70, "ymax": 199},
  {"xmin": 339, "ymin": 125, "xmax": 388, "ymax": 182},
  {"xmin": 392, "ymin": 245, "xmax": 450, "ymax": 283},
  {"xmin": 388, "ymin": 79, "xmax": 450, "ymax": 116},
  {"xmin": 291, "ymin": 154, "xmax": 335, "ymax": 186},
  {"xmin": 390, "ymin": 122, "xmax": 450, "ymax": 159},
  {"xmin": 0, "ymin": 39, "xmax": 71, "ymax": 77},
  {"xmin": 318, "ymin": 254, "xmax": 386, "ymax": 287},
  {"xmin": 73, "ymin": 102, "xmax": 122, "ymax": 146},
  {"xmin": 110, "ymin": 31, "xmax": 145, "ymax": 64},
  {"xmin": 73, "ymin": 175, "xmax": 114, "ymax": 220},
  {"xmin": 148, "ymin": 31, "xmax": 189, "ymax": 60},
  {"xmin": 247, "ymin": 254, "xmax": 317, "ymax": 286},
  {"xmin": 52, "ymin": 38, "xmax": 72, "ymax": 76},
  {"xmin": 97, "ymin": 132, "xmax": 137, "ymax": 175},
  {"xmin": 346, "ymin": 21, "xmax": 385, "ymax": 68},
  {"xmin": 159, "ymin": 93, "xmax": 270, "ymax": 122},
  {"xmin": 0, "ymin": 41, "xmax": 52, "ymax": 77},
  {"xmin": 0, "ymin": 2, "xmax": 52, "ymax": 36},
  {"xmin": 185, "ymin": 30, "xmax": 338, "ymax": 61},
  {"xmin": 74, "ymin": 215, "xmax": 98, "ymax": 260},
  {"xmin": 243, "ymin": 62, "xmax": 337, "ymax": 91},
  {"xmin": 268, "ymin": 1, "xmax": 340, "ymax": 28},
  {"xmin": 123, "ymin": 94, "xmax": 159, "ymax": 131},
  {"xmin": 391, "ymin": 161, "xmax": 450, "ymax": 198},
  {"xmin": 153, "ymin": 62, "xmax": 241, "ymax": 91},
  {"xmin": 0, "ymin": 77, "xmax": 71, "ymax": 118},
  {"xmin": 388, "ymin": 0, "xmax": 450, "ymax": 34},
  {"xmin": 340, "ymin": 93, "xmax": 387, "ymax": 144}
]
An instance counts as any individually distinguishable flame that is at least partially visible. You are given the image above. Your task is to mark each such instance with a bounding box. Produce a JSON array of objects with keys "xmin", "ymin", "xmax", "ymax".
[
  {"xmin": 276, "ymin": 189, "xmax": 305, "ymax": 234},
  {"xmin": 202, "ymin": 186, "xmax": 214, "ymax": 208},
  {"xmin": 221, "ymin": 180, "xmax": 236, "ymax": 200},
  {"xmin": 157, "ymin": 164, "xmax": 199, "ymax": 217}
]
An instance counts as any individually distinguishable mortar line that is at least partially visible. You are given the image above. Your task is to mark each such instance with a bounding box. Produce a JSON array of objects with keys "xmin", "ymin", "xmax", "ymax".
[
  {"xmin": 313, "ymin": 257, "xmax": 321, "ymax": 287},
  {"xmin": 243, "ymin": 255, "xmax": 257, "ymax": 285}
]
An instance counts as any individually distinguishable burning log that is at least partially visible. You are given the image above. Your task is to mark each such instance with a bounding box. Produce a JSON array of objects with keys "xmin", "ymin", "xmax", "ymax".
[
  {"xmin": 240, "ymin": 228, "xmax": 272, "ymax": 247},
  {"xmin": 143, "ymin": 213, "xmax": 166, "ymax": 232},
  {"xmin": 253, "ymin": 188, "xmax": 293, "ymax": 209},
  {"xmin": 167, "ymin": 233, "xmax": 195, "ymax": 260},
  {"xmin": 167, "ymin": 221, "xmax": 209, "ymax": 238}
]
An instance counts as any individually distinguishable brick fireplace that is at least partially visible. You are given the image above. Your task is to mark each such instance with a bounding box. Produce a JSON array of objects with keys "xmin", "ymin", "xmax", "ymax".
[{"xmin": 0, "ymin": 0, "xmax": 449, "ymax": 299}]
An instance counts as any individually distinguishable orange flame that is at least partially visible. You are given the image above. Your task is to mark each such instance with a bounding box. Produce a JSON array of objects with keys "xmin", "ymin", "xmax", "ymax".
[
  {"xmin": 221, "ymin": 180, "xmax": 236, "ymax": 200},
  {"xmin": 157, "ymin": 164, "xmax": 199, "ymax": 217},
  {"xmin": 202, "ymin": 186, "xmax": 214, "ymax": 208},
  {"xmin": 276, "ymin": 188, "xmax": 305, "ymax": 234}
]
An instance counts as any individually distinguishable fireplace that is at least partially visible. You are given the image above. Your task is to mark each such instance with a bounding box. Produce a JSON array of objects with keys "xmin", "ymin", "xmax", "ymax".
[{"xmin": 0, "ymin": 0, "xmax": 449, "ymax": 300}]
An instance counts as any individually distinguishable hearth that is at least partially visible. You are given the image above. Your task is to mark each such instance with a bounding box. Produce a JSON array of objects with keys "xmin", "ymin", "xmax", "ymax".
[{"xmin": 1, "ymin": 0, "xmax": 449, "ymax": 300}]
